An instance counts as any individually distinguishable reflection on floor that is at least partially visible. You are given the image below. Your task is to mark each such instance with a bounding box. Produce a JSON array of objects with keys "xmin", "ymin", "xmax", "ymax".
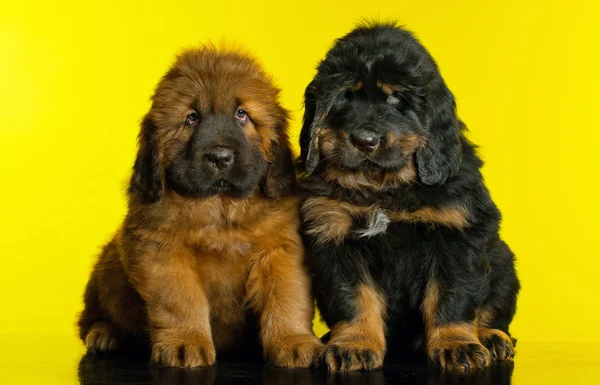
[
  {"xmin": 77, "ymin": 353, "xmax": 514, "ymax": 385},
  {"xmin": 2, "ymin": 335, "xmax": 599, "ymax": 385}
]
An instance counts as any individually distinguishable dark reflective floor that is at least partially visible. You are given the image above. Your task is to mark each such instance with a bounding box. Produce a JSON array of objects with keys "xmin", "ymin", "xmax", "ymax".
[
  {"xmin": 77, "ymin": 354, "xmax": 514, "ymax": 385},
  {"xmin": 2, "ymin": 335, "xmax": 599, "ymax": 385}
]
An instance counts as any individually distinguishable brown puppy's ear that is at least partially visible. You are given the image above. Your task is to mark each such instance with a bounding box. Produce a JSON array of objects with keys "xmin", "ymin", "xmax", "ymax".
[
  {"xmin": 128, "ymin": 115, "xmax": 163, "ymax": 202},
  {"xmin": 260, "ymin": 109, "xmax": 296, "ymax": 198},
  {"xmin": 416, "ymin": 77, "xmax": 462, "ymax": 185}
]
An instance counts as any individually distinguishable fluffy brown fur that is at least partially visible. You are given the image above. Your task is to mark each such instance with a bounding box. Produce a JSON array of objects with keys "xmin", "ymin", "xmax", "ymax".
[{"xmin": 77, "ymin": 46, "xmax": 323, "ymax": 368}]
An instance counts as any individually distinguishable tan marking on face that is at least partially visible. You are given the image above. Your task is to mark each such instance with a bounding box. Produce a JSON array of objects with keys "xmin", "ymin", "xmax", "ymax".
[
  {"xmin": 385, "ymin": 132, "xmax": 427, "ymax": 154},
  {"xmin": 323, "ymin": 158, "xmax": 417, "ymax": 190},
  {"xmin": 318, "ymin": 127, "xmax": 337, "ymax": 158},
  {"xmin": 319, "ymin": 128, "xmax": 420, "ymax": 189},
  {"xmin": 346, "ymin": 81, "xmax": 363, "ymax": 92},
  {"xmin": 377, "ymin": 81, "xmax": 405, "ymax": 96}
]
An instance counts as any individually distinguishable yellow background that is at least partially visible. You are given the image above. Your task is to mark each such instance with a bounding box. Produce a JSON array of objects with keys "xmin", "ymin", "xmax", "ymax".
[{"xmin": 1, "ymin": 0, "xmax": 599, "ymax": 368}]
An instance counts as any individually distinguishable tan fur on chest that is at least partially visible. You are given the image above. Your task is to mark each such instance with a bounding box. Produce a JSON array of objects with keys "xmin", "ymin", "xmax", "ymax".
[
  {"xmin": 149, "ymin": 193, "xmax": 300, "ymax": 350},
  {"xmin": 167, "ymin": 195, "xmax": 264, "ymax": 348},
  {"xmin": 160, "ymin": 193, "xmax": 267, "ymax": 254},
  {"xmin": 194, "ymin": 249, "xmax": 250, "ymax": 350},
  {"xmin": 302, "ymin": 197, "xmax": 471, "ymax": 245}
]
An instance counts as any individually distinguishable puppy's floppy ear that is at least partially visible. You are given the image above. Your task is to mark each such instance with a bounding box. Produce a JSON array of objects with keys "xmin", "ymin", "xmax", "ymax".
[
  {"xmin": 416, "ymin": 77, "xmax": 462, "ymax": 185},
  {"xmin": 299, "ymin": 81, "xmax": 318, "ymax": 173},
  {"xmin": 299, "ymin": 80, "xmax": 337, "ymax": 174},
  {"xmin": 260, "ymin": 109, "xmax": 296, "ymax": 198},
  {"xmin": 128, "ymin": 114, "xmax": 163, "ymax": 202}
]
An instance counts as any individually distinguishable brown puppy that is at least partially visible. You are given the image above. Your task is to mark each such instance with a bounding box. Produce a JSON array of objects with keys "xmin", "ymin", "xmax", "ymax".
[{"xmin": 77, "ymin": 46, "xmax": 323, "ymax": 368}]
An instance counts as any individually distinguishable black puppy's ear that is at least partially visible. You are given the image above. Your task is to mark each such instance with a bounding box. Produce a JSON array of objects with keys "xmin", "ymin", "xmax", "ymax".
[
  {"xmin": 416, "ymin": 77, "xmax": 462, "ymax": 185},
  {"xmin": 299, "ymin": 80, "xmax": 338, "ymax": 174},
  {"xmin": 299, "ymin": 81, "xmax": 318, "ymax": 173},
  {"xmin": 128, "ymin": 115, "xmax": 163, "ymax": 202},
  {"xmin": 260, "ymin": 111, "xmax": 296, "ymax": 198}
]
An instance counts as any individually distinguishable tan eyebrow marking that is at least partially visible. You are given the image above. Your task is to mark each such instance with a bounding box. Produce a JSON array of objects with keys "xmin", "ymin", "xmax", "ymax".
[
  {"xmin": 345, "ymin": 82, "xmax": 363, "ymax": 92},
  {"xmin": 377, "ymin": 81, "xmax": 405, "ymax": 96}
]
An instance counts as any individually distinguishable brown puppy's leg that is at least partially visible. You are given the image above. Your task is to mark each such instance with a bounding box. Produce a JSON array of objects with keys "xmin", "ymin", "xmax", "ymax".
[
  {"xmin": 79, "ymin": 273, "xmax": 119, "ymax": 352},
  {"xmin": 126, "ymin": 246, "xmax": 215, "ymax": 368},
  {"xmin": 78, "ymin": 239, "xmax": 122, "ymax": 353},
  {"xmin": 423, "ymin": 281, "xmax": 491, "ymax": 371},
  {"xmin": 319, "ymin": 283, "xmax": 387, "ymax": 371},
  {"xmin": 246, "ymin": 242, "xmax": 324, "ymax": 368}
]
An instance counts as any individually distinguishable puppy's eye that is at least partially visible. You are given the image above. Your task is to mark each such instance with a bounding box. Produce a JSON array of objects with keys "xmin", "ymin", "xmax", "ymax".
[
  {"xmin": 235, "ymin": 108, "xmax": 249, "ymax": 123},
  {"xmin": 387, "ymin": 91, "xmax": 403, "ymax": 105},
  {"xmin": 186, "ymin": 112, "xmax": 200, "ymax": 126},
  {"xmin": 344, "ymin": 90, "xmax": 355, "ymax": 100}
]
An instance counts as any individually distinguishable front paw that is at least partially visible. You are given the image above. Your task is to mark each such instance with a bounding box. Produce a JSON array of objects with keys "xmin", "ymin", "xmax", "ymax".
[
  {"xmin": 84, "ymin": 321, "xmax": 119, "ymax": 353},
  {"xmin": 266, "ymin": 334, "xmax": 324, "ymax": 368},
  {"xmin": 479, "ymin": 328, "xmax": 515, "ymax": 361},
  {"xmin": 151, "ymin": 330, "xmax": 216, "ymax": 368},
  {"xmin": 318, "ymin": 339, "xmax": 385, "ymax": 371},
  {"xmin": 428, "ymin": 341, "xmax": 491, "ymax": 372}
]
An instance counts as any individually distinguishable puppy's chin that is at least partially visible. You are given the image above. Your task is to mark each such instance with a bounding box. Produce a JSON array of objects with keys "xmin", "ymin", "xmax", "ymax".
[
  {"xmin": 165, "ymin": 163, "xmax": 267, "ymax": 199},
  {"xmin": 166, "ymin": 178, "xmax": 259, "ymax": 199},
  {"xmin": 330, "ymin": 151, "xmax": 413, "ymax": 173},
  {"xmin": 199, "ymin": 179, "xmax": 256, "ymax": 198},
  {"xmin": 321, "ymin": 152, "xmax": 418, "ymax": 190}
]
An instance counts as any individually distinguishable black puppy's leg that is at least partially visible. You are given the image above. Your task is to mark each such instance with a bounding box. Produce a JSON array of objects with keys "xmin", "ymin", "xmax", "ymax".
[
  {"xmin": 303, "ymin": 200, "xmax": 388, "ymax": 371},
  {"xmin": 319, "ymin": 281, "xmax": 388, "ymax": 371},
  {"xmin": 422, "ymin": 265, "xmax": 491, "ymax": 372},
  {"xmin": 477, "ymin": 240, "xmax": 520, "ymax": 361}
]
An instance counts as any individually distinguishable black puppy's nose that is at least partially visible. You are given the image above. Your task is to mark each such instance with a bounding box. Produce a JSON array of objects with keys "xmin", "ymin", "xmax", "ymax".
[
  {"xmin": 206, "ymin": 147, "xmax": 234, "ymax": 170},
  {"xmin": 350, "ymin": 130, "xmax": 381, "ymax": 153}
]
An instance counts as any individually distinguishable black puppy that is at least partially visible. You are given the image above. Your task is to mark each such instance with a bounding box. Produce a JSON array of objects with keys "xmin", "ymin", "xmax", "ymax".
[{"xmin": 297, "ymin": 22, "xmax": 520, "ymax": 372}]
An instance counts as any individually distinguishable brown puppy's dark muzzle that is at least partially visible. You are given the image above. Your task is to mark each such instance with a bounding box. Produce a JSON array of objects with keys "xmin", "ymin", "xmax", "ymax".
[{"xmin": 206, "ymin": 147, "xmax": 234, "ymax": 170}]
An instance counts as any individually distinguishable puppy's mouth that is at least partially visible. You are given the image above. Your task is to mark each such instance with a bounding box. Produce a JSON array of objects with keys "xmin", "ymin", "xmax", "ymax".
[
  {"xmin": 360, "ymin": 159, "xmax": 386, "ymax": 169},
  {"xmin": 320, "ymin": 128, "xmax": 418, "ymax": 172},
  {"xmin": 335, "ymin": 152, "xmax": 411, "ymax": 172},
  {"xmin": 213, "ymin": 179, "xmax": 234, "ymax": 191},
  {"xmin": 166, "ymin": 175, "xmax": 250, "ymax": 198}
]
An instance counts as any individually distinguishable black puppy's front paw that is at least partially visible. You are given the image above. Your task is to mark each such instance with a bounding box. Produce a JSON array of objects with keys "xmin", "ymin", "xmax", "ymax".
[
  {"xmin": 318, "ymin": 340, "xmax": 384, "ymax": 371},
  {"xmin": 429, "ymin": 341, "xmax": 491, "ymax": 372},
  {"xmin": 479, "ymin": 328, "xmax": 515, "ymax": 361}
]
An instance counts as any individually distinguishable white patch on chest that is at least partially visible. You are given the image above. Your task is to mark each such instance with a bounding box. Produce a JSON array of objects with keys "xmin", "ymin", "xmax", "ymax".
[{"xmin": 356, "ymin": 209, "xmax": 391, "ymax": 238}]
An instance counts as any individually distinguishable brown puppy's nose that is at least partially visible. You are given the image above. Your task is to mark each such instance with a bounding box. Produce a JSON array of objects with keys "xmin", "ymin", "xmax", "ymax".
[
  {"xmin": 206, "ymin": 147, "xmax": 234, "ymax": 170},
  {"xmin": 351, "ymin": 130, "xmax": 381, "ymax": 153}
]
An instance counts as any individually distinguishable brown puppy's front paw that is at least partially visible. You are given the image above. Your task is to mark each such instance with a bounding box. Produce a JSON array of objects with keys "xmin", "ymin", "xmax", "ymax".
[
  {"xmin": 318, "ymin": 340, "xmax": 385, "ymax": 372},
  {"xmin": 429, "ymin": 341, "xmax": 491, "ymax": 372},
  {"xmin": 85, "ymin": 322, "xmax": 119, "ymax": 353},
  {"xmin": 151, "ymin": 331, "xmax": 216, "ymax": 368},
  {"xmin": 266, "ymin": 334, "xmax": 324, "ymax": 368},
  {"xmin": 479, "ymin": 329, "xmax": 515, "ymax": 361}
]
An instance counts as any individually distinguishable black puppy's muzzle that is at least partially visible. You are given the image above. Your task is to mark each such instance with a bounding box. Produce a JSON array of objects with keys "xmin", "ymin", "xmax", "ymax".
[{"xmin": 350, "ymin": 127, "xmax": 382, "ymax": 154}]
